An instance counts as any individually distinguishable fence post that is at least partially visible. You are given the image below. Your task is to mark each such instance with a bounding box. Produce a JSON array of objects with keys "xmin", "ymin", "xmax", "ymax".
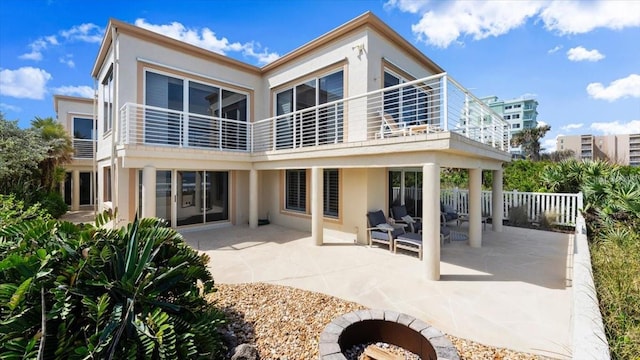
[{"xmin": 442, "ymin": 74, "xmax": 448, "ymax": 131}]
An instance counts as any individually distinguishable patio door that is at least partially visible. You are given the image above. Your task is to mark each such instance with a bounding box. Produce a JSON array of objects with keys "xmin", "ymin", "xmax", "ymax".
[
  {"xmin": 389, "ymin": 169, "xmax": 423, "ymax": 218},
  {"xmin": 176, "ymin": 171, "xmax": 229, "ymax": 226}
]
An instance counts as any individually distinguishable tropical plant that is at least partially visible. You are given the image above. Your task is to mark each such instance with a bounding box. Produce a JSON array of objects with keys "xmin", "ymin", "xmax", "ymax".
[
  {"xmin": 31, "ymin": 117, "xmax": 73, "ymax": 192},
  {"xmin": 0, "ymin": 115, "xmax": 49, "ymax": 195},
  {"xmin": 0, "ymin": 212, "xmax": 225, "ymax": 359},
  {"xmin": 510, "ymin": 124, "xmax": 551, "ymax": 161}
]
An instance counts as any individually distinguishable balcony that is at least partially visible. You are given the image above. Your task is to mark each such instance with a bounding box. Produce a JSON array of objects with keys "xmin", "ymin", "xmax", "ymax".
[
  {"xmin": 73, "ymin": 138, "xmax": 96, "ymax": 159},
  {"xmin": 119, "ymin": 73, "xmax": 509, "ymax": 155}
]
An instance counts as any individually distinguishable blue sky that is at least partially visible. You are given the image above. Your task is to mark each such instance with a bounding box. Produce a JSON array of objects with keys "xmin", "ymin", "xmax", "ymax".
[{"xmin": 1, "ymin": 0, "xmax": 639, "ymax": 151}]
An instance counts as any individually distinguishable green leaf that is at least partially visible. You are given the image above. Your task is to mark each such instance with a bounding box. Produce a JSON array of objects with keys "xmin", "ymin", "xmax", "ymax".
[{"xmin": 8, "ymin": 277, "xmax": 32, "ymax": 311}]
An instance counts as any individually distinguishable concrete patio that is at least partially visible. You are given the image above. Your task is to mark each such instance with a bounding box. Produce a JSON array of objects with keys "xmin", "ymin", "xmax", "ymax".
[{"xmin": 183, "ymin": 224, "xmax": 572, "ymax": 359}]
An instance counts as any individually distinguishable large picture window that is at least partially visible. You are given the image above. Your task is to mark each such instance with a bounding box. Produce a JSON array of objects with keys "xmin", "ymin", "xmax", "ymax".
[
  {"xmin": 275, "ymin": 70, "xmax": 344, "ymax": 149},
  {"xmin": 383, "ymin": 69, "xmax": 434, "ymax": 126},
  {"xmin": 144, "ymin": 70, "xmax": 248, "ymax": 149}
]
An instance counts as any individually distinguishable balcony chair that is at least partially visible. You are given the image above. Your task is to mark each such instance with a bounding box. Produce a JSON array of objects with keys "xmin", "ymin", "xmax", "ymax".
[{"xmin": 440, "ymin": 202, "xmax": 459, "ymax": 224}]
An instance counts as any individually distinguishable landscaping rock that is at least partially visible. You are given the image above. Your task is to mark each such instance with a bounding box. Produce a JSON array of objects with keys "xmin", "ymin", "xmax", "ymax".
[{"xmin": 231, "ymin": 343, "xmax": 259, "ymax": 360}]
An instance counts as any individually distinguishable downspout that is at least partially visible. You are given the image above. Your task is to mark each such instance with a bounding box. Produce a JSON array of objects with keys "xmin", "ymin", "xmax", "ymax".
[{"xmin": 110, "ymin": 26, "xmax": 119, "ymax": 228}]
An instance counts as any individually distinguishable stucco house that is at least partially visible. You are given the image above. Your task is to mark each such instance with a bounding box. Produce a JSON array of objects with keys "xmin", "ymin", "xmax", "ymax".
[
  {"xmin": 82, "ymin": 11, "xmax": 510, "ymax": 280},
  {"xmin": 54, "ymin": 95, "xmax": 96, "ymax": 211}
]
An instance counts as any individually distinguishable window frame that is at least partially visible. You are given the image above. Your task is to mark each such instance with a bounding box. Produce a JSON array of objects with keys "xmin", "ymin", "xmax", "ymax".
[{"xmin": 102, "ymin": 67, "xmax": 114, "ymax": 134}]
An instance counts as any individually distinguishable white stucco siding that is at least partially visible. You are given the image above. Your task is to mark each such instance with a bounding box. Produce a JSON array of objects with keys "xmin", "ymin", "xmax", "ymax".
[
  {"xmin": 366, "ymin": 29, "xmax": 440, "ymax": 89},
  {"xmin": 265, "ymin": 30, "xmax": 369, "ymax": 101},
  {"xmin": 116, "ymin": 33, "xmax": 263, "ymax": 117}
]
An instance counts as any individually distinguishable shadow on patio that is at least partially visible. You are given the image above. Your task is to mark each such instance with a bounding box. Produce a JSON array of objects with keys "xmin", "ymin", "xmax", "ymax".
[{"xmin": 182, "ymin": 224, "xmax": 572, "ymax": 359}]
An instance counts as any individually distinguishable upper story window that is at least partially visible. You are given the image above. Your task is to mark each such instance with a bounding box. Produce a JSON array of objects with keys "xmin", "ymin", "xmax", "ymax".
[
  {"xmin": 512, "ymin": 123, "xmax": 521, "ymax": 129},
  {"xmin": 514, "ymin": 104, "xmax": 521, "ymax": 109},
  {"xmin": 274, "ymin": 70, "xmax": 344, "ymax": 149},
  {"xmin": 512, "ymin": 114, "xmax": 520, "ymax": 119},
  {"xmin": 73, "ymin": 117, "xmax": 95, "ymax": 159},
  {"xmin": 504, "ymin": 105, "xmax": 512, "ymax": 110},
  {"xmin": 383, "ymin": 69, "xmax": 434, "ymax": 126},
  {"xmin": 102, "ymin": 68, "xmax": 113, "ymax": 133},
  {"xmin": 144, "ymin": 70, "xmax": 249, "ymax": 149}
]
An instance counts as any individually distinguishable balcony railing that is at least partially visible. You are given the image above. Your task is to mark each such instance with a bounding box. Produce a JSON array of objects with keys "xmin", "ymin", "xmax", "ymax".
[
  {"xmin": 73, "ymin": 138, "xmax": 96, "ymax": 159},
  {"xmin": 120, "ymin": 104, "xmax": 249, "ymax": 151},
  {"xmin": 119, "ymin": 73, "xmax": 509, "ymax": 154}
]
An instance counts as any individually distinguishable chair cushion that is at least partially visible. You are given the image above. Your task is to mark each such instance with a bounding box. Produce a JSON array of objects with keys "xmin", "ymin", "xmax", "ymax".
[
  {"xmin": 367, "ymin": 210, "xmax": 387, "ymax": 227},
  {"xmin": 371, "ymin": 231, "xmax": 391, "ymax": 241},
  {"xmin": 440, "ymin": 226, "xmax": 451, "ymax": 236},
  {"xmin": 392, "ymin": 205, "xmax": 408, "ymax": 220},
  {"xmin": 376, "ymin": 223, "xmax": 394, "ymax": 231}
]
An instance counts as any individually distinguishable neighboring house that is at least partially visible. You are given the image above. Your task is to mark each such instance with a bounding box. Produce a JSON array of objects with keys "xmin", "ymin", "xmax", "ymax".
[
  {"xmin": 557, "ymin": 133, "xmax": 640, "ymax": 166},
  {"xmin": 89, "ymin": 12, "xmax": 510, "ymax": 279},
  {"xmin": 481, "ymin": 96, "xmax": 539, "ymax": 156},
  {"xmin": 54, "ymin": 95, "xmax": 96, "ymax": 211}
]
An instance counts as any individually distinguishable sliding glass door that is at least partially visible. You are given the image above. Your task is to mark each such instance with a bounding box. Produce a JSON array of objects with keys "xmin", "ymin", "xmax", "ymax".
[{"xmin": 176, "ymin": 170, "xmax": 228, "ymax": 226}]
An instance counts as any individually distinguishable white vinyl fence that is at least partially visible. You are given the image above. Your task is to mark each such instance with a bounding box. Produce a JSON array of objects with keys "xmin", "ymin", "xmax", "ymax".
[{"xmin": 440, "ymin": 189, "xmax": 582, "ymax": 226}]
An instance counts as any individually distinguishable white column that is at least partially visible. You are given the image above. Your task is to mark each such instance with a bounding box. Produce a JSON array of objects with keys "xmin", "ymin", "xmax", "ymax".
[
  {"xmin": 311, "ymin": 167, "xmax": 324, "ymax": 246},
  {"xmin": 468, "ymin": 168, "xmax": 482, "ymax": 248},
  {"xmin": 249, "ymin": 169, "xmax": 258, "ymax": 229},
  {"xmin": 72, "ymin": 170, "xmax": 80, "ymax": 211},
  {"xmin": 492, "ymin": 169, "xmax": 504, "ymax": 232},
  {"xmin": 422, "ymin": 163, "xmax": 440, "ymax": 280},
  {"xmin": 142, "ymin": 166, "xmax": 156, "ymax": 219}
]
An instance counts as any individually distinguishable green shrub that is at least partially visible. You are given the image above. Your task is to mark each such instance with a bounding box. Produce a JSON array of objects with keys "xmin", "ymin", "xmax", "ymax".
[
  {"xmin": 0, "ymin": 213, "xmax": 225, "ymax": 359},
  {"xmin": 36, "ymin": 191, "xmax": 68, "ymax": 218},
  {"xmin": 0, "ymin": 194, "xmax": 51, "ymax": 227}
]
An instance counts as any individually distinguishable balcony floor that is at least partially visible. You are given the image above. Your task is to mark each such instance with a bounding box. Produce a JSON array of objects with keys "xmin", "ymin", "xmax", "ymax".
[{"xmin": 183, "ymin": 224, "xmax": 572, "ymax": 359}]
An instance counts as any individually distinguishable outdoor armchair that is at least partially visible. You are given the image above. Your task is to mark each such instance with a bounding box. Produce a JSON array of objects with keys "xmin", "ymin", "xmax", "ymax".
[{"xmin": 390, "ymin": 205, "xmax": 422, "ymax": 233}]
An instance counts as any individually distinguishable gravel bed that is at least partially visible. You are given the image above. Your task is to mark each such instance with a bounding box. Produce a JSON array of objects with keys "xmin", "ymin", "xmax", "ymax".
[{"xmin": 209, "ymin": 283, "xmax": 556, "ymax": 360}]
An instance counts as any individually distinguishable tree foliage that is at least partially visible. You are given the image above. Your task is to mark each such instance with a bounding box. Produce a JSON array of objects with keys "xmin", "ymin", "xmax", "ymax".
[
  {"xmin": 511, "ymin": 124, "xmax": 551, "ymax": 161},
  {"xmin": 0, "ymin": 212, "xmax": 225, "ymax": 359},
  {"xmin": 0, "ymin": 115, "xmax": 49, "ymax": 194},
  {"xmin": 30, "ymin": 117, "xmax": 73, "ymax": 192}
]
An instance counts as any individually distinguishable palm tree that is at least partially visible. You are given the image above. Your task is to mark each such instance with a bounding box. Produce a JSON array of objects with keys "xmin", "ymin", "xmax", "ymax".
[
  {"xmin": 510, "ymin": 124, "xmax": 551, "ymax": 161},
  {"xmin": 30, "ymin": 117, "xmax": 73, "ymax": 191}
]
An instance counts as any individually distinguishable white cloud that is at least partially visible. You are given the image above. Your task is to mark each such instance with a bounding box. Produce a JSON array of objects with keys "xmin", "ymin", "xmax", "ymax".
[
  {"xmin": 59, "ymin": 54, "xmax": 75, "ymax": 68},
  {"xmin": 590, "ymin": 120, "xmax": 640, "ymax": 135},
  {"xmin": 540, "ymin": 1, "xmax": 640, "ymax": 35},
  {"xmin": 134, "ymin": 19, "xmax": 279, "ymax": 65},
  {"xmin": 0, "ymin": 103, "xmax": 22, "ymax": 112},
  {"xmin": 566, "ymin": 46, "xmax": 604, "ymax": 62},
  {"xmin": 18, "ymin": 24, "xmax": 103, "ymax": 62},
  {"xmin": 586, "ymin": 74, "xmax": 640, "ymax": 101},
  {"xmin": 60, "ymin": 23, "xmax": 104, "ymax": 43},
  {"xmin": 387, "ymin": 0, "xmax": 640, "ymax": 48},
  {"xmin": 0, "ymin": 67, "xmax": 52, "ymax": 99},
  {"xmin": 52, "ymin": 85, "xmax": 94, "ymax": 98},
  {"xmin": 537, "ymin": 120, "xmax": 548, "ymax": 128},
  {"xmin": 408, "ymin": 1, "xmax": 543, "ymax": 47},
  {"xmin": 547, "ymin": 45, "xmax": 563, "ymax": 54},
  {"xmin": 560, "ymin": 123, "xmax": 584, "ymax": 131},
  {"xmin": 541, "ymin": 137, "xmax": 558, "ymax": 152}
]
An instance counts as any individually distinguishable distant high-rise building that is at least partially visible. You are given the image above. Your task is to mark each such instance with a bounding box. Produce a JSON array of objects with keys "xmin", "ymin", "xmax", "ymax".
[
  {"xmin": 557, "ymin": 133, "xmax": 640, "ymax": 166},
  {"xmin": 482, "ymin": 96, "xmax": 539, "ymax": 155}
]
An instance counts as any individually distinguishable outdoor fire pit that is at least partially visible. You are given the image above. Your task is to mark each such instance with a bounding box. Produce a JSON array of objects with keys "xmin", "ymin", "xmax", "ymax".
[{"xmin": 319, "ymin": 309, "xmax": 459, "ymax": 360}]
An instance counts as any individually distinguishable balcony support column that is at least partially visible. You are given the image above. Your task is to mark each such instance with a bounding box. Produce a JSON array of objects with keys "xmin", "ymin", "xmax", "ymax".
[
  {"xmin": 142, "ymin": 165, "xmax": 156, "ymax": 219},
  {"xmin": 422, "ymin": 163, "xmax": 440, "ymax": 280},
  {"xmin": 311, "ymin": 167, "xmax": 324, "ymax": 246},
  {"xmin": 249, "ymin": 169, "xmax": 258, "ymax": 229},
  {"xmin": 469, "ymin": 168, "xmax": 482, "ymax": 248},
  {"xmin": 492, "ymin": 169, "xmax": 504, "ymax": 232},
  {"xmin": 72, "ymin": 170, "xmax": 80, "ymax": 211}
]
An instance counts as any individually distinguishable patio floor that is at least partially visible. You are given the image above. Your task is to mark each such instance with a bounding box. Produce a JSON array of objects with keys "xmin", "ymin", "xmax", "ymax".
[{"xmin": 182, "ymin": 224, "xmax": 572, "ymax": 359}]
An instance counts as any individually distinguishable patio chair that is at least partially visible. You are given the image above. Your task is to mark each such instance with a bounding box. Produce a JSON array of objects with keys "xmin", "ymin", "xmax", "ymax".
[
  {"xmin": 390, "ymin": 205, "xmax": 422, "ymax": 233},
  {"xmin": 440, "ymin": 202, "xmax": 459, "ymax": 224},
  {"xmin": 366, "ymin": 209, "xmax": 406, "ymax": 252}
]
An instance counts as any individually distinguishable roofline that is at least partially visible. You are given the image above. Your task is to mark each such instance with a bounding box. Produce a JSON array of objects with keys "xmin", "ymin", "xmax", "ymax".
[
  {"xmin": 261, "ymin": 11, "xmax": 444, "ymax": 74},
  {"xmin": 91, "ymin": 18, "xmax": 262, "ymax": 78},
  {"xmin": 53, "ymin": 94, "xmax": 93, "ymax": 114},
  {"xmin": 91, "ymin": 12, "xmax": 444, "ymax": 79}
]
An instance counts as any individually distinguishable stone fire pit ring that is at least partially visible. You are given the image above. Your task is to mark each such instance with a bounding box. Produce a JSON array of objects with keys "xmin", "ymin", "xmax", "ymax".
[{"xmin": 319, "ymin": 309, "xmax": 459, "ymax": 360}]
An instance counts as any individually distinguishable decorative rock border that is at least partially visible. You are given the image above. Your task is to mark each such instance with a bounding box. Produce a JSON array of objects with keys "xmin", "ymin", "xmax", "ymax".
[{"xmin": 319, "ymin": 309, "xmax": 459, "ymax": 360}]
